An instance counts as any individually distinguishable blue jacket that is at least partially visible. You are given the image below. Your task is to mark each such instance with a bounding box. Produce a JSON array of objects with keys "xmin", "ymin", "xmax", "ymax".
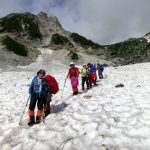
[
  {"xmin": 88, "ymin": 66, "xmax": 96, "ymax": 74},
  {"xmin": 29, "ymin": 75, "xmax": 47, "ymax": 95}
]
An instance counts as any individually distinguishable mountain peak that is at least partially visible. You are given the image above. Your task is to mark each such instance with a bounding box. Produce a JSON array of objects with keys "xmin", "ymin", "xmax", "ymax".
[{"xmin": 37, "ymin": 11, "xmax": 48, "ymax": 20}]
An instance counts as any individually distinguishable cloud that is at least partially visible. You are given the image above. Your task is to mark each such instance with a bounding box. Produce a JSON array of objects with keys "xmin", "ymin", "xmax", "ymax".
[{"xmin": 0, "ymin": 0, "xmax": 150, "ymax": 44}]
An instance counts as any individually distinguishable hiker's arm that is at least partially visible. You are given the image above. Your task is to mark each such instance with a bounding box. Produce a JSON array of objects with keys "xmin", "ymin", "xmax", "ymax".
[
  {"xmin": 87, "ymin": 69, "xmax": 89, "ymax": 75},
  {"xmin": 79, "ymin": 69, "xmax": 82, "ymax": 74},
  {"xmin": 66, "ymin": 69, "xmax": 70, "ymax": 79},
  {"xmin": 29, "ymin": 79, "xmax": 34, "ymax": 95},
  {"xmin": 76, "ymin": 68, "xmax": 79, "ymax": 78}
]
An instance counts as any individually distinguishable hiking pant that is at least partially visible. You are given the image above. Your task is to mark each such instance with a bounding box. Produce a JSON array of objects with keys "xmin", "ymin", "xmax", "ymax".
[
  {"xmin": 29, "ymin": 93, "xmax": 46, "ymax": 120},
  {"xmin": 43, "ymin": 92, "xmax": 52, "ymax": 117},
  {"xmin": 88, "ymin": 74, "xmax": 92, "ymax": 87},
  {"xmin": 81, "ymin": 77, "xmax": 89, "ymax": 89},
  {"xmin": 91, "ymin": 73, "xmax": 97, "ymax": 85},
  {"xmin": 98, "ymin": 71, "xmax": 103, "ymax": 79},
  {"xmin": 29, "ymin": 93, "xmax": 46, "ymax": 111},
  {"xmin": 70, "ymin": 76, "xmax": 78, "ymax": 95},
  {"xmin": 44, "ymin": 102, "xmax": 51, "ymax": 117}
]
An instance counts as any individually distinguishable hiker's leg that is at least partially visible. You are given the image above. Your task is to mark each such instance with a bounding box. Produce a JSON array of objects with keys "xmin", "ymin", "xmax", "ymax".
[
  {"xmin": 44, "ymin": 93, "xmax": 51, "ymax": 117},
  {"xmin": 71, "ymin": 77, "xmax": 78, "ymax": 95},
  {"xmin": 28, "ymin": 93, "xmax": 37, "ymax": 125},
  {"xmin": 98, "ymin": 71, "xmax": 101, "ymax": 79},
  {"xmin": 92, "ymin": 73, "xmax": 97, "ymax": 85},
  {"xmin": 29, "ymin": 93, "xmax": 37, "ymax": 111},
  {"xmin": 36, "ymin": 94, "xmax": 45, "ymax": 123},
  {"xmin": 89, "ymin": 75, "xmax": 92, "ymax": 87},
  {"xmin": 45, "ymin": 102, "xmax": 51, "ymax": 117},
  {"xmin": 101, "ymin": 71, "xmax": 103, "ymax": 78},
  {"xmin": 73, "ymin": 87, "xmax": 78, "ymax": 95},
  {"xmin": 85, "ymin": 77, "xmax": 89, "ymax": 89},
  {"xmin": 91, "ymin": 73, "xmax": 95, "ymax": 85},
  {"xmin": 82, "ymin": 77, "xmax": 85, "ymax": 90}
]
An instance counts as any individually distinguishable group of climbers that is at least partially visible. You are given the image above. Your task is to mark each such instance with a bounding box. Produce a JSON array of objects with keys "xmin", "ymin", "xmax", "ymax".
[
  {"xmin": 66, "ymin": 62, "xmax": 104, "ymax": 95},
  {"xmin": 27, "ymin": 62, "xmax": 104, "ymax": 126}
]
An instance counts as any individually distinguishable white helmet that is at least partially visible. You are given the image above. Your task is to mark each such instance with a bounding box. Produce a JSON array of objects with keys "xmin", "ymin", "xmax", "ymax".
[{"xmin": 70, "ymin": 62, "xmax": 74, "ymax": 66}]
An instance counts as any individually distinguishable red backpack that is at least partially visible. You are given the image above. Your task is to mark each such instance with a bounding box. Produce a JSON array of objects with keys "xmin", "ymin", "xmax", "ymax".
[
  {"xmin": 70, "ymin": 67, "xmax": 77, "ymax": 77},
  {"xmin": 44, "ymin": 75, "xmax": 59, "ymax": 94}
]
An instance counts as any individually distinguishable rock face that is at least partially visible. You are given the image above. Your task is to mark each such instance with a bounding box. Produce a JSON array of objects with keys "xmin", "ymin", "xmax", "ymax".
[
  {"xmin": 37, "ymin": 12, "xmax": 63, "ymax": 37},
  {"xmin": 0, "ymin": 11, "xmax": 150, "ymax": 68}
]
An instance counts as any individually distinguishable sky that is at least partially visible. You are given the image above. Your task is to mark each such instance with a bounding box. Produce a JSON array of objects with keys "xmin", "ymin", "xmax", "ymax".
[
  {"xmin": 1, "ymin": 48, "xmax": 150, "ymax": 149},
  {"xmin": 0, "ymin": 0, "xmax": 150, "ymax": 44}
]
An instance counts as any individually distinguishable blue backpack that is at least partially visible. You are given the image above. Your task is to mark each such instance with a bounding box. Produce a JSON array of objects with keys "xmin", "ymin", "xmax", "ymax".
[{"xmin": 98, "ymin": 64, "xmax": 104, "ymax": 71}]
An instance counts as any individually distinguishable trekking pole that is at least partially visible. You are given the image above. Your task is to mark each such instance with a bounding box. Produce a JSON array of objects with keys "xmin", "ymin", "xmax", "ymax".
[
  {"xmin": 19, "ymin": 96, "xmax": 30, "ymax": 125},
  {"xmin": 61, "ymin": 78, "xmax": 67, "ymax": 99}
]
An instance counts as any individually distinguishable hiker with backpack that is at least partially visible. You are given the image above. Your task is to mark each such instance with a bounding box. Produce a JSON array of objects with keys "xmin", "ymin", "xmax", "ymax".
[
  {"xmin": 80, "ymin": 64, "xmax": 89, "ymax": 91},
  {"xmin": 87, "ymin": 63, "xmax": 92, "ymax": 88},
  {"xmin": 28, "ymin": 69, "xmax": 47, "ymax": 126},
  {"xmin": 97, "ymin": 63, "xmax": 104, "ymax": 79},
  {"xmin": 66, "ymin": 62, "xmax": 79, "ymax": 95},
  {"xmin": 87, "ymin": 63, "xmax": 97, "ymax": 86},
  {"xmin": 44, "ymin": 74, "xmax": 59, "ymax": 117}
]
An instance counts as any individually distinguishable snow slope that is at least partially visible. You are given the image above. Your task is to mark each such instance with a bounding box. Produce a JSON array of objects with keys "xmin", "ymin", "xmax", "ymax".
[{"xmin": 0, "ymin": 49, "xmax": 150, "ymax": 150}]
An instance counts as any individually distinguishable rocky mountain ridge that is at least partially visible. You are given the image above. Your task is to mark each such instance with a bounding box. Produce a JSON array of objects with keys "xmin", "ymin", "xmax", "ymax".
[{"xmin": 0, "ymin": 12, "xmax": 150, "ymax": 68}]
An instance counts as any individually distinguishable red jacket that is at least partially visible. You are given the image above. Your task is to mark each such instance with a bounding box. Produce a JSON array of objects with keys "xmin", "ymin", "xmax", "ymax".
[{"xmin": 67, "ymin": 67, "xmax": 79, "ymax": 78}]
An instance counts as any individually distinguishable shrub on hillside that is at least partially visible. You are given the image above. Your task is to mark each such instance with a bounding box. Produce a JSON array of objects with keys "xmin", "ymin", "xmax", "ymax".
[
  {"xmin": 1, "ymin": 36, "xmax": 28, "ymax": 56},
  {"xmin": 0, "ymin": 13, "xmax": 41, "ymax": 39},
  {"xmin": 107, "ymin": 39, "xmax": 148, "ymax": 58},
  {"xmin": 68, "ymin": 50, "xmax": 79, "ymax": 60},
  {"xmin": 51, "ymin": 33, "xmax": 73, "ymax": 47},
  {"xmin": 70, "ymin": 33, "xmax": 101, "ymax": 49}
]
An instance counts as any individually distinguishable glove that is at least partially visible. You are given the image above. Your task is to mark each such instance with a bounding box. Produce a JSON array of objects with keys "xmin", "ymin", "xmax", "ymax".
[{"xmin": 47, "ymin": 99, "xmax": 52, "ymax": 103}]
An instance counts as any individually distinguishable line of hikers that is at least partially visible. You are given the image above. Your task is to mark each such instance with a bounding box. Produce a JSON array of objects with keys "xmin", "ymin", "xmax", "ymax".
[
  {"xmin": 66, "ymin": 62, "xmax": 104, "ymax": 95},
  {"xmin": 27, "ymin": 63, "xmax": 104, "ymax": 126}
]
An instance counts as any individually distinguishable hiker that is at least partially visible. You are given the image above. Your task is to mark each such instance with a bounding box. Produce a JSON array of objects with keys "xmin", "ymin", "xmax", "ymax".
[
  {"xmin": 97, "ymin": 63, "xmax": 104, "ymax": 79},
  {"xmin": 87, "ymin": 63, "xmax": 97, "ymax": 86},
  {"xmin": 66, "ymin": 62, "xmax": 79, "ymax": 95},
  {"xmin": 44, "ymin": 74, "xmax": 59, "ymax": 117},
  {"xmin": 43, "ymin": 92, "xmax": 52, "ymax": 118},
  {"xmin": 28, "ymin": 69, "xmax": 47, "ymax": 126},
  {"xmin": 87, "ymin": 63, "xmax": 92, "ymax": 88},
  {"xmin": 80, "ymin": 64, "xmax": 89, "ymax": 91}
]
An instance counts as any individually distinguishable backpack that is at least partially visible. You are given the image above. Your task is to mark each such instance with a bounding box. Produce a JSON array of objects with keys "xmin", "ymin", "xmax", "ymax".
[
  {"xmin": 98, "ymin": 64, "xmax": 104, "ymax": 71},
  {"xmin": 44, "ymin": 75, "xmax": 59, "ymax": 94},
  {"xmin": 99, "ymin": 65, "xmax": 104, "ymax": 71},
  {"xmin": 70, "ymin": 67, "xmax": 77, "ymax": 77}
]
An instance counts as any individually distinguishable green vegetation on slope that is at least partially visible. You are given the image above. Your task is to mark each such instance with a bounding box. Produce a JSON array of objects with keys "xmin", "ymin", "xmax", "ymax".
[
  {"xmin": 67, "ymin": 50, "xmax": 79, "ymax": 60},
  {"xmin": 51, "ymin": 33, "xmax": 73, "ymax": 47},
  {"xmin": 1, "ymin": 36, "xmax": 28, "ymax": 56},
  {"xmin": 70, "ymin": 33, "xmax": 102, "ymax": 49},
  {"xmin": 0, "ymin": 13, "xmax": 41, "ymax": 39},
  {"xmin": 107, "ymin": 38, "xmax": 149, "ymax": 58}
]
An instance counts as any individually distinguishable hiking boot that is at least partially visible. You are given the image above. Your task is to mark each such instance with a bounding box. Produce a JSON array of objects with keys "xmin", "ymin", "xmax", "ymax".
[
  {"xmin": 35, "ymin": 116, "xmax": 41, "ymax": 124},
  {"xmin": 82, "ymin": 87, "xmax": 85, "ymax": 91},
  {"xmin": 28, "ymin": 116, "xmax": 35, "ymax": 126},
  {"xmin": 73, "ymin": 91, "xmax": 78, "ymax": 95}
]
